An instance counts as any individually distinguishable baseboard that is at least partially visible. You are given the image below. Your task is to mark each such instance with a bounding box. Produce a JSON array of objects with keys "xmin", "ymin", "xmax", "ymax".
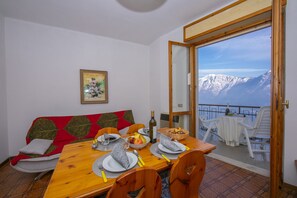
[
  {"xmin": 283, "ymin": 182, "xmax": 297, "ymax": 191},
  {"xmin": 207, "ymin": 153, "xmax": 270, "ymax": 177},
  {"xmin": 0, "ymin": 158, "xmax": 9, "ymax": 169}
]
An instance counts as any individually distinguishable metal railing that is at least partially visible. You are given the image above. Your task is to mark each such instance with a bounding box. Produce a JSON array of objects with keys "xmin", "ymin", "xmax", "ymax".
[{"xmin": 198, "ymin": 104, "xmax": 261, "ymax": 121}]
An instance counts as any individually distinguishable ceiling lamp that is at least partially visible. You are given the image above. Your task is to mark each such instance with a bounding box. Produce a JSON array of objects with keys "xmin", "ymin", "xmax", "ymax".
[{"xmin": 116, "ymin": 0, "xmax": 167, "ymax": 12}]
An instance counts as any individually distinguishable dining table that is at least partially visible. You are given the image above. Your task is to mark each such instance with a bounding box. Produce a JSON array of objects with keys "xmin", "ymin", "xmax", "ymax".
[
  {"xmin": 44, "ymin": 133, "xmax": 216, "ymax": 198},
  {"xmin": 217, "ymin": 115, "xmax": 246, "ymax": 146}
]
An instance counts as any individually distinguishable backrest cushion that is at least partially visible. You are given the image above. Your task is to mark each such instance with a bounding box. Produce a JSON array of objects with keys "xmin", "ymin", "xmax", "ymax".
[{"xmin": 26, "ymin": 110, "xmax": 134, "ymax": 144}]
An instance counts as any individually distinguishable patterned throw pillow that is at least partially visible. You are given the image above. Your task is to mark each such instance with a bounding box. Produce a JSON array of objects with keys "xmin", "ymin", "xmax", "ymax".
[{"xmin": 20, "ymin": 139, "xmax": 53, "ymax": 155}]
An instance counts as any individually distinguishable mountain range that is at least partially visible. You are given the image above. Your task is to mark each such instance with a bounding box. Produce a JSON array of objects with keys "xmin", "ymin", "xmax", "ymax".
[{"xmin": 198, "ymin": 70, "xmax": 271, "ymax": 106}]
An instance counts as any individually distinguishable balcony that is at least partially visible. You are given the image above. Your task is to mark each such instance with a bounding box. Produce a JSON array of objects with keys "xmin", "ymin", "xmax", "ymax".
[
  {"xmin": 198, "ymin": 104, "xmax": 270, "ymax": 175},
  {"xmin": 198, "ymin": 103, "xmax": 261, "ymax": 121}
]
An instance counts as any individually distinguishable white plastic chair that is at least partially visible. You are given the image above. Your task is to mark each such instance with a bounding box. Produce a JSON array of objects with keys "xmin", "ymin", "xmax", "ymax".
[
  {"xmin": 199, "ymin": 117, "xmax": 218, "ymax": 142},
  {"xmin": 238, "ymin": 106, "xmax": 271, "ymax": 158}
]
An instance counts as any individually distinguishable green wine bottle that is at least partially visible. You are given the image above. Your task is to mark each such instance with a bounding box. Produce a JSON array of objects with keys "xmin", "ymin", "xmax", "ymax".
[{"xmin": 149, "ymin": 111, "xmax": 157, "ymax": 143}]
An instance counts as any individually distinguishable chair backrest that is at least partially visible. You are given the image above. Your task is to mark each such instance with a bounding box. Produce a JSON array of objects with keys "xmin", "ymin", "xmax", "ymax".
[
  {"xmin": 169, "ymin": 150, "xmax": 206, "ymax": 198},
  {"xmin": 106, "ymin": 168, "xmax": 162, "ymax": 198},
  {"xmin": 94, "ymin": 127, "xmax": 120, "ymax": 139},
  {"xmin": 126, "ymin": 123, "xmax": 145, "ymax": 135},
  {"xmin": 253, "ymin": 106, "xmax": 271, "ymax": 137}
]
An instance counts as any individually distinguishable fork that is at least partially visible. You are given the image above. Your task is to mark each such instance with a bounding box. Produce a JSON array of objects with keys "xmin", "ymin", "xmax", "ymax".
[{"xmin": 98, "ymin": 163, "xmax": 107, "ymax": 183}]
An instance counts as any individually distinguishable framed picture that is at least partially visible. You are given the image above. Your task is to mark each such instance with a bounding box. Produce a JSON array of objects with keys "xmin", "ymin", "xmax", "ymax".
[{"xmin": 80, "ymin": 69, "xmax": 108, "ymax": 104}]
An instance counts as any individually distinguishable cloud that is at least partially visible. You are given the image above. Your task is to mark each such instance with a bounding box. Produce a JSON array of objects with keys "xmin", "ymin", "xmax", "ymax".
[
  {"xmin": 198, "ymin": 68, "xmax": 269, "ymax": 78},
  {"xmin": 203, "ymin": 27, "xmax": 271, "ymax": 62}
]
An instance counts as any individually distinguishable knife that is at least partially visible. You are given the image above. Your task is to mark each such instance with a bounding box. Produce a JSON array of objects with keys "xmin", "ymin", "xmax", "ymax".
[{"xmin": 98, "ymin": 163, "xmax": 107, "ymax": 183}]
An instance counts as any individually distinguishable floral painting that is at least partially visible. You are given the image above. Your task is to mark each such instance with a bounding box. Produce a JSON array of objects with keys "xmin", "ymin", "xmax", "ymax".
[{"xmin": 80, "ymin": 69, "xmax": 108, "ymax": 104}]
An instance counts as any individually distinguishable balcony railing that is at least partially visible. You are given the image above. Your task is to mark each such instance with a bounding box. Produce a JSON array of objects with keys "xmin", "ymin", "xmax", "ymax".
[{"xmin": 198, "ymin": 104, "xmax": 261, "ymax": 121}]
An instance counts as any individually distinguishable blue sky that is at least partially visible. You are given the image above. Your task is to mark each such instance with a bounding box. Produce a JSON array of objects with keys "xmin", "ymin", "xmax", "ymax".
[{"xmin": 198, "ymin": 27, "xmax": 271, "ymax": 78}]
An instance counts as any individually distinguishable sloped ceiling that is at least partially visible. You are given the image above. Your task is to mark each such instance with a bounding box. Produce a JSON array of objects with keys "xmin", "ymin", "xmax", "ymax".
[{"xmin": 0, "ymin": 0, "xmax": 234, "ymax": 45}]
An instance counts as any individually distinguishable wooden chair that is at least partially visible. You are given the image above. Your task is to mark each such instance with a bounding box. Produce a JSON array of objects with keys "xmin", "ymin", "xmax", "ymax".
[
  {"xmin": 106, "ymin": 168, "xmax": 162, "ymax": 198},
  {"xmin": 169, "ymin": 150, "xmax": 206, "ymax": 198},
  {"xmin": 126, "ymin": 123, "xmax": 145, "ymax": 135},
  {"xmin": 94, "ymin": 127, "xmax": 120, "ymax": 139}
]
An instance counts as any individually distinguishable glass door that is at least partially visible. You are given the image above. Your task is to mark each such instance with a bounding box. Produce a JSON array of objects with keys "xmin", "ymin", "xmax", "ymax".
[{"xmin": 168, "ymin": 41, "xmax": 196, "ymax": 136}]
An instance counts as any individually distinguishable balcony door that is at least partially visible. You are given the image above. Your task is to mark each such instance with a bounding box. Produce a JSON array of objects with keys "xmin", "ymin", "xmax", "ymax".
[{"xmin": 168, "ymin": 41, "xmax": 196, "ymax": 136}]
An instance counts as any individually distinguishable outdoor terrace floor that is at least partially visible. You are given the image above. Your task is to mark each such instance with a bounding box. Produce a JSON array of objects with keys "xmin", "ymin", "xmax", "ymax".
[{"xmin": 198, "ymin": 128, "xmax": 270, "ymax": 176}]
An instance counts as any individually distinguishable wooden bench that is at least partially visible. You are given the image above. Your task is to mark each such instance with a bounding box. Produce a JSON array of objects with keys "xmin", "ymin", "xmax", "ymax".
[{"xmin": 10, "ymin": 110, "xmax": 135, "ymax": 173}]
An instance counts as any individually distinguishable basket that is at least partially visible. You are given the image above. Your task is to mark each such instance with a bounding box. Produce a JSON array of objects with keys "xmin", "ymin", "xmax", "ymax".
[{"xmin": 159, "ymin": 128, "xmax": 189, "ymax": 140}]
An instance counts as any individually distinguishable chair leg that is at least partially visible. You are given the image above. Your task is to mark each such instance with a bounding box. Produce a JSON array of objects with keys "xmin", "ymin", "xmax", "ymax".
[
  {"xmin": 243, "ymin": 128, "xmax": 254, "ymax": 158},
  {"xmin": 202, "ymin": 126, "xmax": 212, "ymax": 142},
  {"xmin": 34, "ymin": 170, "xmax": 50, "ymax": 181}
]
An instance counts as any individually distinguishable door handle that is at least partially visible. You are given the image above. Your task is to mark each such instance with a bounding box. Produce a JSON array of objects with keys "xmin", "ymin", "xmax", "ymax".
[{"xmin": 282, "ymin": 100, "xmax": 289, "ymax": 109}]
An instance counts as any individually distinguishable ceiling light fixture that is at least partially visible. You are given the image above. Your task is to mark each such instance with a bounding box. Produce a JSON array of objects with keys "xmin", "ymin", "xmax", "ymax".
[{"xmin": 116, "ymin": 0, "xmax": 167, "ymax": 12}]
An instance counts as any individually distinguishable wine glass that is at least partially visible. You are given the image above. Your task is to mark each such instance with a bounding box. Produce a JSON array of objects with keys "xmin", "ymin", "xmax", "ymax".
[
  {"xmin": 102, "ymin": 133, "xmax": 110, "ymax": 151},
  {"xmin": 123, "ymin": 138, "xmax": 130, "ymax": 150}
]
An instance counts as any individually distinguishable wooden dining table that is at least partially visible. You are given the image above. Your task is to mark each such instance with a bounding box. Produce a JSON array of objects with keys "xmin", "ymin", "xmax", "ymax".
[{"xmin": 44, "ymin": 135, "xmax": 216, "ymax": 198}]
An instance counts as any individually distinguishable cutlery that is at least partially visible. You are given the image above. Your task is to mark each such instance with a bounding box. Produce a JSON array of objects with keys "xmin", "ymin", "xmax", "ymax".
[
  {"xmin": 92, "ymin": 139, "xmax": 98, "ymax": 149},
  {"xmin": 133, "ymin": 150, "xmax": 145, "ymax": 166},
  {"xmin": 98, "ymin": 163, "xmax": 107, "ymax": 183},
  {"xmin": 156, "ymin": 149, "xmax": 171, "ymax": 163}
]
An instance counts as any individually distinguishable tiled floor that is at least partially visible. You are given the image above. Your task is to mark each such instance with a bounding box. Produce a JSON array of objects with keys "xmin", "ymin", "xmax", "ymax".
[
  {"xmin": 1, "ymin": 157, "xmax": 296, "ymax": 198},
  {"xmin": 200, "ymin": 156, "xmax": 270, "ymax": 197}
]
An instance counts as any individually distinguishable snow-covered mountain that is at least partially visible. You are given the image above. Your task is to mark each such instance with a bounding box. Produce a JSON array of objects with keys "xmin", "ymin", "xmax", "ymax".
[{"xmin": 199, "ymin": 70, "xmax": 271, "ymax": 106}]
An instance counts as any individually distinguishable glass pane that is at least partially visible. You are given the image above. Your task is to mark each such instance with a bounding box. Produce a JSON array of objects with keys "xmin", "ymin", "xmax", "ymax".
[{"xmin": 172, "ymin": 45, "xmax": 190, "ymax": 112}]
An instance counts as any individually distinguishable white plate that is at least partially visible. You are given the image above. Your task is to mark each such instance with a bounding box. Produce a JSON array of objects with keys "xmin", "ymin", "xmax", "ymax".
[
  {"xmin": 102, "ymin": 152, "xmax": 137, "ymax": 173},
  {"xmin": 158, "ymin": 142, "xmax": 186, "ymax": 154},
  {"xmin": 138, "ymin": 128, "xmax": 149, "ymax": 135},
  {"xmin": 97, "ymin": 134, "xmax": 121, "ymax": 143}
]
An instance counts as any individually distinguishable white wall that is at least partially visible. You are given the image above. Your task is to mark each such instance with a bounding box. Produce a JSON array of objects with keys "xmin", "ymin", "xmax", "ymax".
[
  {"xmin": 0, "ymin": 13, "xmax": 9, "ymax": 162},
  {"xmin": 5, "ymin": 18, "xmax": 150, "ymax": 156},
  {"xmin": 149, "ymin": 27, "xmax": 184, "ymax": 122},
  {"xmin": 284, "ymin": 0, "xmax": 297, "ymax": 187}
]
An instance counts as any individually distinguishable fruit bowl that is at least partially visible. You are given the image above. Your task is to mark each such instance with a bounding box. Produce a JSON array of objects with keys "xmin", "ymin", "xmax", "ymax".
[{"xmin": 127, "ymin": 135, "xmax": 150, "ymax": 149}]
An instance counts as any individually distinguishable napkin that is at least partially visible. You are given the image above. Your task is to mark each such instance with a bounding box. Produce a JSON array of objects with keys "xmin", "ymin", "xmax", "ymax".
[
  {"xmin": 160, "ymin": 135, "xmax": 182, "ymax": 152},
  {"xmin": 111, "ymin": 142, "xmax": 130, "ymax": 169}
]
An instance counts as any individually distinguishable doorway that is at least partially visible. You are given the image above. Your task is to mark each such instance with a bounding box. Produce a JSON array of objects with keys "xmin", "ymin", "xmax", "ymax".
[{"xmin": 196, "ymin": 26, "xmax": 272, "ymax": 175}]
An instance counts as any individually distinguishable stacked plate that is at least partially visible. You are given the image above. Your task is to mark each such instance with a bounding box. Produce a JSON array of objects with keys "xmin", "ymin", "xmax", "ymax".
[
  {"xmin": 158, "ymin": 141, "xmax": 186, "ymax": 154},
  {"xmin": 102, "ymin": 152, "xmax": 137, "ymax": 172}
]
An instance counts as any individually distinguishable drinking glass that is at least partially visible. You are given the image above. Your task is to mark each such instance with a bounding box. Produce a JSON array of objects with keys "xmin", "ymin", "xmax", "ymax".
[{"xmin": 102, "ymin": 133, "xmax": 110, "ymax": 151}]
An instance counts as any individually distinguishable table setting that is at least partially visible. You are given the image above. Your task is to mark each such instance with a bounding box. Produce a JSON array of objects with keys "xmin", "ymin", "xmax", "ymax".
[
  {"xmin": 150, "ymin": 134, "xmax": 188, "ymax": 162},
  {"xmin": 93, "ymin": 133, "xmax": 122, "ymax": 151},
  {"xmin": 92, "ymin": 142, "xmax": 141, "ymax": 180},
  {"xmin": 92, "ymin": 128, "xmax": 190, "ymax": 182},
  {"xmin": 92, "ymin": 131, "xmax": 149, "ymax": 181}
]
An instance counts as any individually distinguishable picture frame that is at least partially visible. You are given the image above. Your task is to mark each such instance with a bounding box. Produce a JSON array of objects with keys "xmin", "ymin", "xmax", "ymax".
[{"xmin": 80, "ymin": 69, "xmax": 108, "ymax": 104}]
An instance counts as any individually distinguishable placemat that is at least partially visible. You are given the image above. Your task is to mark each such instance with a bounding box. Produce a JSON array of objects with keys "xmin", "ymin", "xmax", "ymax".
[
  {"xmin": 92, "ymin": 153, "xmax": 140, "ymax": 179},
  {"xmin": 149, "ymin": 143, "xmax": 181, "ymax": 160}
]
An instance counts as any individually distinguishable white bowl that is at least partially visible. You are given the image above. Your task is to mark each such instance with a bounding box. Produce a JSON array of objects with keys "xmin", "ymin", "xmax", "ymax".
[{"xmin": 127, "ymin": 135, "xmax": 150, "ymax": 149}]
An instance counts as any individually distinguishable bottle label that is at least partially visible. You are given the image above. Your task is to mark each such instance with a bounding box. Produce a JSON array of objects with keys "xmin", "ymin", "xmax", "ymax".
[{"xmin": 153, "ymin": 126, "xmax": 157, "ymax": 139}]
